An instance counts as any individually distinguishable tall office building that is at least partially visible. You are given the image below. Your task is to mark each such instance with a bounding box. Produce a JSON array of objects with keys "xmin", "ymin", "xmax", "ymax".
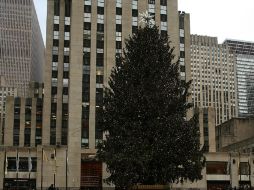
[
  {"xmin": 0, "ymin": 0, "xmax": 191, "ymax": 189},
  {"xmin": 42, "ymin": 0, "xmax": 186, "ymax": 189},
  {"xmin": 223, "ymin": 40, "xmax": 254, "ymax": 117},
  {"xmin": 190, "ymin": 35, "xmax": 237, "ymax": 125},
  {"xmin": 0, "ymin": 0, "xmax": 44, "ymax": 96}
]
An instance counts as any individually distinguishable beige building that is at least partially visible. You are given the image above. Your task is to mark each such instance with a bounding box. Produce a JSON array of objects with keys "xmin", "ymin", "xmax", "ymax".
[
  {"xmin": 0, "ymin": 0, "xmax": 192, "ymax": 189},
  {"xmin": 0, "ymin": 0, "xmax": 45, "ymax": 96},
  {"xmin": 0, "ymin": 76, "xmax": 17, "ymax": 145},
  {"xmin": 41, "ymin": 0, "xmax": 188, "ymax": 189},
  {"xmin": 190, "ymin": 35, "xmax": 238, "ymax": 125},
  {"xmin": 216, "ymin": 117, "xmax": 254, "ymax": 152}
]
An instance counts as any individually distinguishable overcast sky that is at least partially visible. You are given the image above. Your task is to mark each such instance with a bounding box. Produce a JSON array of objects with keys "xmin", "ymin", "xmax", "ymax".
[{"xmin": 34, "ymin": 0, "xmax": 254, "ymax": 44}]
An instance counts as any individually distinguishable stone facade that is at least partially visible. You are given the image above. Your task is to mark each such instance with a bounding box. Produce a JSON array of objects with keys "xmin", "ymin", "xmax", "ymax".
[{"xmin": 190, "ymin": 35, "xmax": 237, "ymax": 125}]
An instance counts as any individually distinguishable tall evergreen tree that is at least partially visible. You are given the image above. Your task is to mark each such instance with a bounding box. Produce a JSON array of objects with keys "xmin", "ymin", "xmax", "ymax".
[{"xmin": 97, "ymin": 17, "xmax": 205, "ymax": 189}]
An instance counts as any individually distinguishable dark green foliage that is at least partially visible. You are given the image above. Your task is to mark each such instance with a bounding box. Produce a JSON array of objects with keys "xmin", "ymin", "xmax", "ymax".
[{"xmin": 97, "ymin": 25, "xmax": 205, "ymax": 189}]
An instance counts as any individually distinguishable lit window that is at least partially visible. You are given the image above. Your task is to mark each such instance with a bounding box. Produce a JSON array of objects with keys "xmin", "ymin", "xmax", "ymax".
[
  {"xmin": 84, "ymin": 13, "xmax": 91, "ymax": 22},
  {"xmin": 65, "ymin": 17, "xmax": 70, "ymax": 25},
  {"xmin": 98, "ymin": 0, "xmax": 104, "ymax": 7}
]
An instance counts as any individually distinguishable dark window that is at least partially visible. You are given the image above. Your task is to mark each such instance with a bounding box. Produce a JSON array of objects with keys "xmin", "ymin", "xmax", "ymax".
[
  {"xmin": 53, "ymin": 39, "xmax": 59, "ymax": 47},
  {"xmin": 179, "ymin": 16, "xmax": 184, "ymax": 29},
  {"xmin": 82, "ymin": 106, "xmax": 89, "ymax": 120},
  {"xmin": 96, "ymin": 53, "xmax": 104, "ymax": 67},
  {"xmin": 132, "ymin": 9, "xmax": 138, "ymax": 17},
  {"xmin": 180, "ymin": 37, "xmax": 185, "ymax": 43},
  {"xmin": 52, "ymin": 71, "xmax": 58, "ymax": 78},
  {"xmin": 54, "ymin": 0, "xmax": 60, "ymax": 16},
  {"xmin": 63, "ymin": 71, "xmax": 69, "ymax": 79},
  {"xmin": 160, "ymin": 0, "xmax": 167, "ymax": 6},
  {"xmin": 63, "ymin": 87, "xmax": 68, "ymax": 95},
  {"xmin": 161, "ymin": 30, "xmax": 167, "ymax": 38},
  {"xmin": 83, "ymin": 52, "xmax": 90, "ymax": 65},
  {"xmin": 96, "ymin": 88, "xmax": 103, "ymax": 105},
  {"xmin": 64, "ymin": 40, "xmax": 70, "ymax": 47},
  {"xmin": 53, "ymin": 55, "xmax": 58, "ymax": 62},
  {"xmin": 116, "ymin": 24, "xmax": 122, "ymax": 32},
  {"xmin": 97, "ymin": 6, "xmax": 104, "ymax": 14},
  {"xmin": 65, "ymin": 0, "xmax": 71, "ymax": 17},
  {"xmin": 96, "ymin": 75, "xmax": 103, "ymax": 84},
  {"xmin": 116, "ymin": 41, "xmax": 122, "ymax": 49},
  {"xmin": 132, "ymin": 26, "xmax": 138, "ymax": 34},
  {"xmin": 180, "ymin": 51, "xmax": 185, "ymax": 58},
  {"xmin": 84, "ymin": 5, "xmax": 91, "ymax": 13},
  {"xmin": 116, "ymin": 7, "xmax": 122, "ymax": 15},
  {"xmin": 84, "ymin": 22, "xmax": 91, "ymax": 30},
  {"xmin": 160, "ymin": 14, "xmax": 167, "ymax": 22},
  {"xmin": 64, "ymin": 25, "xmax": 70, "ymax": 32},
  {"xmin": 97, "ymin": 24, "xmax": 104, "ymax": 32},
  {"xmin": 148, "ymin": 0, "xmax": 155, "ymax": 4},
  {"xmin": 51, "ymin": 87, "xmax": 57, "ymax": 95},
  {"xmin": 180, "ymin": 65, "xmax": 185, "ymax": 72},
  {"xmin": 54, "ymin": 24, "xmax": 59, "ymax": 31},
  {"xmin": 83, "ymin": 39, "xmax": 91, "ymax": 48},
  {"xmin": 64, "ymin": 56, "xmax": 70, "ymax": 63},
  {"xmin": 96, "ymin": 40, "xmax": 104, "ymax": 49},
  {"xmin": 83, "ymin": 74, "xmax": 90, "ymax": 84},
  {"xmin": 82, "ymin": 87, "xmax": 90, "ymax": 102}
]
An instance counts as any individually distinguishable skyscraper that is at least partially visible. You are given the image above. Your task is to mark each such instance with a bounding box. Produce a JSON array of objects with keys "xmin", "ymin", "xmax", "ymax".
[
  {"xmin": 0, "ymin": 0, "xmax": 45, "ymax": 96},
  {"xmin": 42, "ymin": 0, "xmax": 188, "ymax": 188},
  {"xmin": 190, "ymin": 35, "xmax": 237, "ymax": 125},
  {"xmin": 223, "ymin": 39, "xmax": 254, "ymax": 117}
]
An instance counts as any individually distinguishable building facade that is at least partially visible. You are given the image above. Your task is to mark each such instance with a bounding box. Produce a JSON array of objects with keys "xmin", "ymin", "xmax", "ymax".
[
  {"xmin": 0, "ymin": 0, "xmax": 192, "ymax": 189},
  {"xmin": 0, "ymin": 0, "xmax": 44, "ymax": 96},
  {"xmin": 190, "ymin": 35, "xmax": 237, "ymax": 125},
  {"xmin": 42, "ymin": 0, "xmax": 185, "ymax": 189},
  {"xmin": 0, "ymin": 76, "xmax": 17, "ymax": 144},
  {"xmin": 223, "ymin": 40, "xmax": 254, "ymax": 117},
  {"xmin": 216, "ymin": 117, "xmax": 254, "ymax": 152}
]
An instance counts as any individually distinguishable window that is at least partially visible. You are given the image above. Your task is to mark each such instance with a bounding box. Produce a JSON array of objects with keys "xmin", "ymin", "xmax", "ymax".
[
  {"xmin": 84, "ymin": 13, "xmax": 91, "ymax": 22},
  {"xmin": 96, "ymin": 75, "xmax": 104, "ymax": 84},
  {"xmin": 63, "ymin": 79, "xmax": 69, "ymax": 87},
  {"xmin": 96, "ymin": 53, "xmax": 104, "ymax": 66},
  {"xmin": 52, "ymin": 62, "xmax": 58, "ymax": 71},
  {"xmin": 160, "ymin": 0, "xmax": 167, "ymax": 6},
  {"xmin": 160, "ymin": 14, "xmax": 167, "ymax": 22},
  {"xmin": 84, "ymin": 5, "xmax": 91, "ymax": 13},
  {"xmin": 116, "ymin": 7, "xmax": 122, "ymax": 15},
  {"xmin": 83, "ymin": 52, "xmax": 90, "ymax": 65},
  {"xmin": 65, "ymin": 17, "xmax": 70, "ymax": 25},
  {"xmin": 97, "ymin": 7, "xmax": 104, "ymax": 14},
  {"xmin": 54, "ymin": 0, "xmax": 60, "ymax": 16},
  {"xmin": 132, "ymin": 0, "xmax": 138, "ymax": 9},
  {"xmin": 97, "ymin": 24, "xmax": 104, "ymax": 32},
  {"xmin": 116, "ymin": 15, "xmax": 122, "ymax": 24},
  {"xmin": 97, "ymin": 14, "xmax": 104, "ymax": 24},
  {"xmin": 64, "ymin": 32, "xmax": 70, "ymax": 40},
  {"xmin": 98, "ymin": 0, "xmax": 104, "ymax": 7},
  {"xmin": 132, "ymin": 9, "xmax": 138, "ymax": 17},
  {"xmin": 84, "ymin": 22, "xmax": 91, "ymax": 30},
  {"xmin": 64, "ymin": 63, "xmax": 69, "ymax": 71}
]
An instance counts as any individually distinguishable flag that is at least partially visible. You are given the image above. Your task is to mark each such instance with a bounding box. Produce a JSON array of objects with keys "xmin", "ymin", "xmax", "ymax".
[
  {"xmin": 226, "ymin": 157, "xmax": 231, "ymax": 175},
  {"xmin": 5, "ymin": 153, "xmax": 8, "ymax": 175},
  {"xmin": 54, "ymin": 149, "xmax": 57, "ymax": 174},
  {"xmin": 16, "ymin": 149, "xmax": 19, "ymax": 172},
  {"xmin": 43, "ymin": 150, "xmax": 49, "ymax": 162},
  {"xmin": 28, "ymin": 154, "xmax": 32, "ymax": 172}
]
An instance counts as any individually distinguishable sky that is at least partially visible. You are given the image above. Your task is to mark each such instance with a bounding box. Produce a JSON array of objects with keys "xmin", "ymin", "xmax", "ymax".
[{"xmin": 34, "ymin": 0, "xmax": 254, "ymax": 44}]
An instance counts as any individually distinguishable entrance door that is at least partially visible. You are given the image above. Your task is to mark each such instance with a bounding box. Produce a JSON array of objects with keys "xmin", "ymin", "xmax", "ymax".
[{"xmin": 81, "ymin": 161, "xmax": 102, "ymax": 190}]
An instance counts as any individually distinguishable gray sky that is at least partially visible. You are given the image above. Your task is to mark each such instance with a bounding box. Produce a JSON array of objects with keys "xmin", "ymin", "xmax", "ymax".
[{"xmin": 34, "ymin": 0, "xmax": 254, "ymax": 44}]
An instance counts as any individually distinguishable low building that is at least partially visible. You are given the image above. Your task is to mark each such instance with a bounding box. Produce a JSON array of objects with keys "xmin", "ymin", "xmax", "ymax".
[{"xmin": 216, "ymin": 117, "xmax": 254, "ymax": 151}]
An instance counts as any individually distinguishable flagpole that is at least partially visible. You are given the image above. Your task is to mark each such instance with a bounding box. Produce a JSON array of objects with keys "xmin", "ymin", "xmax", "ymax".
[
  {"xmin": 41, "ymin": 147, "xmax": 43, "ymax": 190},
  {"xmin": 16, "ymin": 148, "xmax": 19, "ymax": 190},
  {"xmin": 66, "ymin": 148, "xmax": 68, "ymax": 190},
  {"xmin": 28, "ymin": 148, "xmax": 31, "ymax": 189}
]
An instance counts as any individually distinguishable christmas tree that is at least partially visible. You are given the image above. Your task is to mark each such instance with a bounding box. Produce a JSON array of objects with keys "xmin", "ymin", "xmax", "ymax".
[{"xmin": 97, "ymin": 13, "xmax": 205, "ymax": 189}]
